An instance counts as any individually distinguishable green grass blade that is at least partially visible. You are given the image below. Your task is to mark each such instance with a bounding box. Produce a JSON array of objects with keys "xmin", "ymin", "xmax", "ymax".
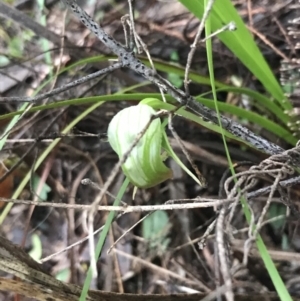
[
  {"xmin": 178, "ymin": 0, "xmax": 289, "ymax": 109},
  {"xmin": 39, "ymin": 53, "xmax": 288, "ymax": 124},
  {"xmin": 0, "ymin": 93, "xmax": 295, "ymax": 145},
  {"xmin": 204, "ymin": 8, "xmax": 292, "ymax": 301},
  {"xmin": 79, "ymin": 177, "xmax": 130, "ymax": 301},
  {"xmin": 144, "ymin": 58, "xmax": 288, "ymax": 123},
  {"xmin": 196, "ymin": 96, "xmax": 296, "ymax": 145}
]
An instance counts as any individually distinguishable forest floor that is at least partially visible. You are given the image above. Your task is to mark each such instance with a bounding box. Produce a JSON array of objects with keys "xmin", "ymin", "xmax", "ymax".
[{"xmin": 0, "ymin": 0, "xmax": 300, "ymax": 300}]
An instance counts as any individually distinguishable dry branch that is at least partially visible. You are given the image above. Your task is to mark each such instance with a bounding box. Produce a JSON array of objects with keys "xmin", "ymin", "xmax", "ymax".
[{"xmin": 0, "ymin": 235, "xmax": 298, "ymax": 301}]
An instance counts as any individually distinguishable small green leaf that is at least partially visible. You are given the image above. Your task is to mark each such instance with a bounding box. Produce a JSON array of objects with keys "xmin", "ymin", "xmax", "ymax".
[
  {"xmin": 268, "ymin": 203, "xmax": 286, "ymax": 231},
  {"xmin": 32, "ymin": 175, "xmax": 51, "ymax": 201},
  {"xmin": 29, "ymin": 234, "xmax": 42, "ymax": 261},
  {"xmin": 0, "ymin": 55, "xmax": 9, "ymax": 67},
  {"xmin": 56, "ymin": 268, "xmax": 70, "ymax": 281},
  {"xmin": 8, "ymin": 37, "xmax": 23, "ymax": 58},
  {"xmin": 108, "ymin": 104, "xmax": 172, "ymax": 188},
  {"xmin": 167, "ymin": 51, "xmax": 182, "ymax": 88},
  {"xmin": 142, "ymin": 210, "xmax": 170, "ymax": 249},
  {"xmin": 281, "ymin": 234, "xmax": 289, "ymax": 251}
]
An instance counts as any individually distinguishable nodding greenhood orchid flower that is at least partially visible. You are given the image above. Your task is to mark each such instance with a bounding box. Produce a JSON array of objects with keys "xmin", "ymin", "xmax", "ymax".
[{"xmin": 108, "ymin": 103, "xmax": 173, "ymax": 188}]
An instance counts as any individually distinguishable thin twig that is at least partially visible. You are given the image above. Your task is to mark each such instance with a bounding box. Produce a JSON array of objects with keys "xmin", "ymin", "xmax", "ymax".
[
  {"xmin": 0, "ymin": 197, "xmax": 231, "ymax": 211},
  {"xmin": 215, "ymin": 207, "xmax": 233, "ymax": 301},
  {"xmin": 184, "ymin": 0, "xmax": 215, "ymax": 95},
  {"xmin": 0, "ymin": 63, "xmax": 122, "ymax": 103}
]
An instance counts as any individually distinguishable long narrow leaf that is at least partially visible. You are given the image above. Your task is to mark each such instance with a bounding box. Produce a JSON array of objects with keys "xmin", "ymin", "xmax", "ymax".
[{"xmin": 178, "ymin": 0, "xmax": 289, "ymax": 110}]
